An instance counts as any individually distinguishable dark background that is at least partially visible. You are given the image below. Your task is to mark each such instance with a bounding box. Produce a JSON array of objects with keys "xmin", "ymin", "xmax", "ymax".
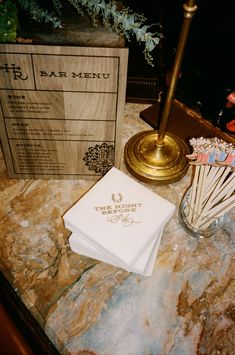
[
  {"xmin": 17, "ymin": 0, "xmax": 235, "ymax": 127},
  {"xmin": 125, "ymin": 0, "xmax": 235, "ymax": 125}
]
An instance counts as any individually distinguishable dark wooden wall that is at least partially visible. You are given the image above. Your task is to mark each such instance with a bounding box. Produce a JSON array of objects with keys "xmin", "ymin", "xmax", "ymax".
[{"xmin": 125, "ymin": 0, "xmax": 235, "ymax": 124}]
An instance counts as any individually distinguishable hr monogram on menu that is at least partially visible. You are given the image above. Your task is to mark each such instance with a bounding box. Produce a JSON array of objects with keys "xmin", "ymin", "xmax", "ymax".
[{"xmin": 0, "ymin": 63, "xmax": 28, "ymax": 80}]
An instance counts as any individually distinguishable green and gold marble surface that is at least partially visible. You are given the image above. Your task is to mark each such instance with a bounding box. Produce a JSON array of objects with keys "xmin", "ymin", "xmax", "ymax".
[{"xmin": 0, "ymin": 103, "xmax": 234, "ymax": 354}]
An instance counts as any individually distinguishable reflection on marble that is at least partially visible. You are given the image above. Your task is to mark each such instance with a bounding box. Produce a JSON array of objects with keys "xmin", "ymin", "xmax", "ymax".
[{"xmin": 0, "ymin": 103, "xmax": 234, "ymax": 354}]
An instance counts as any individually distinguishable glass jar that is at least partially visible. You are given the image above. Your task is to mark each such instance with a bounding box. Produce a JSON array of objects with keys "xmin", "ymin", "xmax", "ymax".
[{"xmin": 178, "ymin": 189, "xmax": 228, "ymax": 239}]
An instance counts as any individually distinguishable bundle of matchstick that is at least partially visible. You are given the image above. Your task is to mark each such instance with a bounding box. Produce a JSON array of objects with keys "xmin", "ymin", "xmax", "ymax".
[{"xmin": 183, "ymin": 137, "xmax": 235, "ymax": 231}]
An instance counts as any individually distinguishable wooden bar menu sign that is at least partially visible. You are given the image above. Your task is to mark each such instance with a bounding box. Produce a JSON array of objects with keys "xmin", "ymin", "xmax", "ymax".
[{"xmin": 0, "ymin": 44, "xmax": 128, "ymax": 179}]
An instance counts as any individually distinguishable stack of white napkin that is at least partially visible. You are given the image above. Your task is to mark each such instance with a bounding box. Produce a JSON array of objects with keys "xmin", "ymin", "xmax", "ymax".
[{"xmin": 63, "ymin": 167, "xmax": 175, "ymax": 276}]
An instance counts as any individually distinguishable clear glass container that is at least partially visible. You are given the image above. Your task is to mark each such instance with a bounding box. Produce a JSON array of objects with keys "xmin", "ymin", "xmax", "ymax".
[{"xmin": 178, "ymin": 189, "xmax": 228, "ymax": 239}]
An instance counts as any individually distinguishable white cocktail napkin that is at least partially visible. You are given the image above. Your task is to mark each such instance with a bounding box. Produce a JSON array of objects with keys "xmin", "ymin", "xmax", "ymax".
[{"xmin": 63, "ymin": 167, "xmax": 175, "ymax": 275}]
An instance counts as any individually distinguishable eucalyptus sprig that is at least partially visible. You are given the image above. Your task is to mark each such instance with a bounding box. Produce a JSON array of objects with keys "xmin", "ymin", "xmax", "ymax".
[
  {"xmin": 16, "ymin": 0, "xmax": 162, "ymax": 65},
  {"xmin": 17, "ymin": 0, "xmax": 62, "ymax": 28},
  {"xmin": 67, "ymin": 0, "xmax": 162, "ymax": 65}
]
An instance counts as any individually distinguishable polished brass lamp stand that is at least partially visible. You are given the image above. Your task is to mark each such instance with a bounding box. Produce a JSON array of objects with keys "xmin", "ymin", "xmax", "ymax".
[{"xmin": 124, "ymin": 0, "xmax": 198, "ymax": 184}]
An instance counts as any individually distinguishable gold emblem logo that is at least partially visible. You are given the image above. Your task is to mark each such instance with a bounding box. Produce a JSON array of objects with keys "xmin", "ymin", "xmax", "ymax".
[{"xmin": 111, "ymin": 193, "xmax": 123, "ymax": 203}]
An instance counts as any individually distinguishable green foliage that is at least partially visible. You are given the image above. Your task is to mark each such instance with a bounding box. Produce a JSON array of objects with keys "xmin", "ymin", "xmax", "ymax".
[
  {"xmin": 3, "ymin": 0, "xmax": 162, "ymax": 64},
  {"xmin": 0, "ymin": 0, "xmax": 18, "ymax": 42},
  {"xmin": 66, "ymin": 0, "xmax": 162, "ymax": 65},
  {"xmin": 17, "ymin": 0, "xmax": 62, "ymax": 28}
]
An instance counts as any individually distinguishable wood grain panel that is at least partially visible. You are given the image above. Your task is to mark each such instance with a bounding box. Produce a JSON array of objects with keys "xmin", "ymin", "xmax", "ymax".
[{"xmin": 0, "ymin": 44, "xmax": 128, "ymax": 179}]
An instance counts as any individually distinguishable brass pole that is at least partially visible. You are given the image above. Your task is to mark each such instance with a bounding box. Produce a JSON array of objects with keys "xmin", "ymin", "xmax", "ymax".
[
  {"xmin": 124, "ymin": 0, "xmax": 198, "ymax": 184},
  {"xmin": 157, "ymin": 0, "xmax": 198, "ymax": 145}
]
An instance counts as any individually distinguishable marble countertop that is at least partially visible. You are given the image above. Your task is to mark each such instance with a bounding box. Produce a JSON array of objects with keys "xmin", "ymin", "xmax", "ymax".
[{"xmin": 0, "ymin": 103, "xmax": 234, "ymax": 355}]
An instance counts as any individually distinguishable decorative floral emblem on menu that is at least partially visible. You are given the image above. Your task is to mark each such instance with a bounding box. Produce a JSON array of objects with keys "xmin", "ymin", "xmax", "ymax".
[{"xmin": 83, "ymin": 143, "xmax": 114, "ymax": 174}]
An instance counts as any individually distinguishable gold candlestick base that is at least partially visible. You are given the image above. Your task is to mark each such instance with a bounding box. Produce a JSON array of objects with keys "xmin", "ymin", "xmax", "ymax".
[{"xmin": 124, "ymin": 130, "xmax": 190, "ymax": 185}]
